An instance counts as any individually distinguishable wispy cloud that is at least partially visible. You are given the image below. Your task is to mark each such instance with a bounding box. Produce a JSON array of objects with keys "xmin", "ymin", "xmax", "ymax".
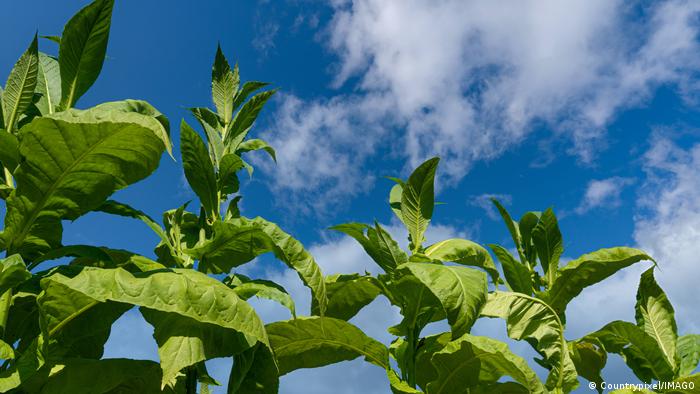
[
  {"xmin": 469, "ymin": 193, "xmax": 512, "ymax": 220},
  {"xmin": 575, "ymin": 177, "xmax": 635, "ymax": 214},
  {"xmin": 263, "ymin": 0, "xmax": 700, "ymax": 211}
]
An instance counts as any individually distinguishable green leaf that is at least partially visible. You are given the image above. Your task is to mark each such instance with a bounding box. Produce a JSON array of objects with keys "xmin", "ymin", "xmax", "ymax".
[
  {"xmin": 586, "ymin": 320, "xmax": 675, "ymax": 382},
  {"xmin": 218, "ymin": 153, "xmax": 244, "ymax": 196},
  {"xmin": 480, "ymin": 291, "xmax": 578, "ymax": 392},
  {"xmin": 387, "ymin": 369, "xmax": 422, "ymax": 394},
  {"xmin": 228, "ymin": 342, "xmax": 278, "ymax": 394},
  {"xmin": 569, "ymin": 339, "xmax": 607, "ymax": 390},
  {"xmin": 96, "ymin": 199, "xmax": 169, "ymax": 246},
  {"xmin": 186, "ymin": 220, "xmax": 271, "ymax": 274},
  {"xmin": 32, "ymin": 244, "xmax": 115, "ymax": 267},
  {"xmin": 266, "ymin": 316, "xmax": 389, "ymax": 375},
  {"xmin": 180, "ymin": 120, "xmax": 218, "ymax": 218},
  {"xmin": 666, "ymin": 373, "xmax": 700, "ymax": 394},
  {"xmin": 140, "ymin": 308, "xmax": 259, "ymax": 388},
  {"xmin": 491, "ymin": 198, "xmax": 526, "ymax": 263},
  {"xmin": 233, "ymin": 216, "xmax": 328, "ymax": 315},
  {"xmin": 237, "ymin": 138, "xmax": 276, "ymax": 162},
  {"xmin": 401, "ymin": 157, "xmax": 439, "ymax": 251},
  {"xmin": 635, "ymin": 267, "xmax": 678, "ymax": 371},
  {"xmin": 22, "ymin": 358, "xmax": 179, "ymax": 393},
  {"xmin": 88, "ymin": 99, "xmax": 172, "ymax": 157},
  {"xmin": 401, "ymin": 263, "xmax": 487, "ymax": 338},
  {"xmin": 3, "ymin": 34, "xmax": 39, "ymax": 131},
  {"xmin": 424, "ymin": 238, "xmax": 499, "ymax": 284},
  {"xmin": 426, "ymin": 333, "xmax": 546, "ymax": 394},
  {"xmin": 0, "ymin": 339, "xmax": 14, "ymax": 360},
  {"xmin": 190, "ymin": 107, "xmax": 224, "ymax": 165},
  {"xmin": 384, "ymin": 273, "xmax": 444, "ymax": 338},
  {"xmin": 531, "ymin": 208, "xmax": 563, "ymax": 282},
  {"xmin": 0, "ymin": 255, "xmax": 31, "ymax": 296},
  {"xmin": 59, "ymin": 0, "xmax": 114, "ymax": 108},
  {"xmin": 224, "ymin": 273, "xmax": 296, "ymax": 318},
  {"xmin": 389, "ymin": 183, "xmax": 404, "ymax": 223},
  {"xmin": 519, "ymin": 211, "xmax": 540, "ymax": 265},
  {"xmin": 545, "ymin": 247, "xmax": 654, "ymax": 314},
  {"xmin": 488, "ymin": 244, "xmax": 532, "ymax": 295},
  {"xmin": 41, "ymin": 266, "xmax": 269, "ymax": 344},
  {"xmin": 2, "ymin": 107, "xmax": 168, "ymax": 260},
  {"xmin": 331, "ymin": 222, "xmax": 407, "ymax": 273},
  {"xmin": 311, "ymin": 274, "xmax": 382, "ymax": 320},
  {"xmin": 35, "ymin": 53, "xmax": 61, "ymax": 115},
  {"xmin": 224, "ymin": 89, "xmax": 276, "ymax": 150},
  {"xmin": 678, "ymin": 334, "xmax": 700, "ymax": 377},
  {"xmin": 232, "ymin": 81, "xmax": 270, "ymax": 111},
  {"xmin": 212, "ymin": 45, "xmax": 239, "ymax": 125},
  {"xmin": 0, "ymin": 131, "xmax": 19, "ymax": 173}
]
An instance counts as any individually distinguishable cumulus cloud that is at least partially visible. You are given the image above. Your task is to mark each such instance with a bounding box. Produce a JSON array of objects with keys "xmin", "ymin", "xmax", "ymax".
[
  {"xmin": 575, "ymin": 177, "xmax": 635, "ymax": 214},
  {"xmin": 263, "ymin": 0, "xmax": 700, "ymax": 210}
]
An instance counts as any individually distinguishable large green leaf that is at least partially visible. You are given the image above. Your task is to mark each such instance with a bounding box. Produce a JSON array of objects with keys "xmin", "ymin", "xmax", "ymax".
[
  {"xmin": 0, "ymin": 254, "xmax": 31, "ymax": 296},
  {"xmin": 635, "ymin": 267, "xmax": 678, "ymax": 372},
  {"xmin": 425, "ymin": 333, "xmax": 546, "ymax": 394},
  {"xmin": 2, "ymin": 107, "xmax": 168, "ymax": 260},
  {"xmin": 389, "ymin": 182, "xmax": 404, "ymax": 223},
  {"xmin": 212, "ymin": 45, "xmax": 239, "ymax": 126},
  {"xmin": 40, "ymin": 267, "xmax": 269, "ymax": 346},
  {"xmin": 480, "ymin": 291, "xmax": 578, "ymax": 392},
  {"xmin": 384, "ymin": 273, "xmax": 444, "ymax": 338},
  {"xmin": 218, "ymin": 153, "xmax": 244, "ymax": 196},
  {"xmin": 233, "ymin": 216, "xmax": 327, "ymax": 315},
  {"xmin": 35, "ymin": 53, "xmax": 61, "ymax": 116},
  {"xmin": 401, "ymin": 158, "xmax": 439, "ymax": 251},
  {"xmin": 228, "ymin": 342, "xmax": 278, "ymax": 394},
  {"xmin": 424, "ymin": 238, "xmax": 499, "ymax": 284},
  {"xmin": 3, "ymin": 34, "xmax": 39, "ymax": 131},
  {"xmin": 180, "ymin": 120, "xmax": 218, "ymax": 218},
  {"xmin": 189, "ymin": 107, "xmax": 224, "ymax": 165},
  {"xmin": 266, "ymin": 316, "xmax": 389, "ymax": 375},
  {"xmin": 401, "ymin": 263, "xmax": 487, "ymax": 338},
  {"xmin": 531, "ymin": 208, "xmax": 562, "ymax": 282},
  {"xmin": 678, "ymin": 334, "xmax": 700, "ymax": 377},
  {"xmin": 22, "ymin": 358, "xmax": 180, "ymax": 394},
  {"xmin": 331, "ymin": 222, "xmax": 407, "ymax": 273},
  {"xmin": 488, "ymin": 244, "xmax": 532, "ymax": 295},
  {"xmin": 519, "ymin": 211, "xmax": 540, "ymax": 265},
  {"xmin": 224, "ymin": 273, "xmax": 296, "ymax": 318},
  {"xmin": 545, "ymin": 247, "xmax": 654, "ymax": 314},
  {"xmin": 586, "ymin": 320, "xmax": 675, "ymax": 382},
  {"xmin": 140, "ymin": 308, "xmax": 259, "ymax": 388},
  {"xmin": 310, "ymin": 274, "xmax": 382, "ymax": 320},
  {"xmin": 232, "ymin": 81, "xmax": 269, "ymax": 111},
  {"xmin": 0, "ymin": 131, "xmax": 20, "ymax": 173},
  {"xmin": 186, "ymin": 220, "xmax": 271, "ymax": 274},
  {"xmin": 59, "ymin": 0, "xmax": 114, "ymax": 108}
]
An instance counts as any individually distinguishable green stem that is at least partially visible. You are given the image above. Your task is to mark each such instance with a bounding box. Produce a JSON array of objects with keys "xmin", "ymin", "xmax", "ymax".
[
  {"xmin": 406, "ymin": 328, "xmax": 418, "ymax": 388},
  {"xmin": 3, "ymin": 167, "xmax": 13, "ymax": 188},
  {"xmin": 185, "ymin": 366, "xmax": 198, "ymax": 394}
]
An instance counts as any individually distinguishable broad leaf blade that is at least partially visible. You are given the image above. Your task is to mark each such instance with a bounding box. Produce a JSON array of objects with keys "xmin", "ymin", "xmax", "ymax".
[
  {"xmin": 3, "ymin": 108, "xmax": 168, "ymax": 260},
  {"xmin": 426, "ymin": 333, "xmax": 546, "ymax": 394},
  {"xmin": 3, "ymin": 34, "xmax": 39, "ymax": 131},
  {"xmin": 545, "ymin": 247, "xmax": 654, "ymax": 314},
  {"xmin": 225, "ymin": 273, "xmax": 296, "ymax": 318},
  {"xmin": 678, "ymin": 334, "xmax": 700, "ymax": 377},
  {"xmin": 635, "ymin": 267, "xmax": 678, "ymax": 371},
  {"xmin": 224, "ymin": 89, "xmax": 276, "ymax": 149},
  {"xmin": 237, "ymin": 138, "xmax": 276, "ymax": 162},
  {"xmin": 310, "ymin": 274, "xmax": 382, "ymax": 320},
  {"xmin": 59, "ymin": 0, "xmax": 114, "ymax": 108},
  {"xmin": 531, "ymin": 208, "xmax": 563, "ymax": 281},
  {"xmin": 425, "ymin": 238, "xmax": 499, "ymax": 284},
  {"xmin": 266, "ymin": 316, "xmax": 389, "ymax": 374},
  {"xmin": 212, "ymin": 45, "xmax": 239, "ymax": 125},
  {"xmin": 35, "ymin": 53, "xmax": 61, "ymax": 115},
  {"xmin": 180, "ymin": 120, "xmax": 218, "ymax": 218},
  {"xmin": 480, "ymin": 291, "xmax": 578, "ymax": 392},
  {"xmin": 488, "ymin": 244, "xmax": 532, "ymax": 295},
  {"xmin": 401, "ymin": 263, "xmax": 487, "ymax": 338},
  {"xmin": 401, "ymin": 158, "xmax": 439, "ymax": 251}
]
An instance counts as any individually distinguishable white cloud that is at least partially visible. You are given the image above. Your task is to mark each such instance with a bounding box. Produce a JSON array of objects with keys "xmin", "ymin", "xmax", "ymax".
[
  {"xmin": 263, "ymin": 0, "xmax": 700, "ymax": 209},
  {"xmin": 575, "ymin": 177, "xmax": 635, "ymax": 214},
  {"xmin": 469, "ymin": 193, "xmax": 512, "ymax": 220}
]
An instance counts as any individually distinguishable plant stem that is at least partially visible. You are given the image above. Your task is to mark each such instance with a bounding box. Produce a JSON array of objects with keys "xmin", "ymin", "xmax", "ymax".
[
  {"xmin": 406, "ymin": 328, "xmax": 418, "ymax": 388},
  {"xmin": 3, "ymin": 167, "xmax": 13, "ymax": 188},
  {"xmin": 0, "ymin": 290, "xmax": 12, "ymax": 339},
  {"xmin": 185, "ymin": 366, "xmax": 198, "ymax": 394}
]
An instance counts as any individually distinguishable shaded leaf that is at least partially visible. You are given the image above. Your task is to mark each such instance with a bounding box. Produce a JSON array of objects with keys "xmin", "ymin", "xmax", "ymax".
[
  {"xmin": 224, "ymin": 273, "xmax": 295, "ymax": 318},
  {"xmin": 531, "ymin": 208, "xmax": 562, "ymax": 281},
  {"xmin": 266, "ymin": 316, "xmax": 389, "ymax": 375},
  {"xmin": 488, "ymin": 244, "xmax": 532, "ymax": 295},
  {"xmin": 424, "ymin": 238, "xmax": 499, "ymax": 284},
  {"xmin": 311, "ymin": 274, "xmax": 382, "ymax": 320},
  {"xmin": 224, "ymin": 90, "xmax": 276, "ymax": 149},
  {"xmin": 35, "ymin": 53, "xmax": 61, "ymax": 115},
  {"xmin": 237, "ymin": 138, "xmax": 276, "ymax": 162},
  {"xmin": 401, "ymin": 158, "xmax": 439, "ymax": 251},
  {"xmin": 3, "ymin": 34, "xmax": 39, "ymax": 131},
  {"xmin": 180, "ymin": 120, "xmax": 218, "ymax": 218},
  {"xmin": 635, "ymin": 267, "xmax": 678, "ymax": 371},
  {"xmin": 678, "ymin": 334, "xmax": 700, "ymax": 377}
]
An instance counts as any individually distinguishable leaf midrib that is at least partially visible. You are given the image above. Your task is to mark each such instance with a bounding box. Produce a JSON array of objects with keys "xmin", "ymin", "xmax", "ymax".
[{"xmin": 274, "ymin": 337, "xmax": 387, "ymax": 369}]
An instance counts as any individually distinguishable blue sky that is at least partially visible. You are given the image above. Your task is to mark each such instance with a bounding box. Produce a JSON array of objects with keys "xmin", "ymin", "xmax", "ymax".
[{"xmin": 3, "ymin": 1, "xmax": 700, "ymax": 393}]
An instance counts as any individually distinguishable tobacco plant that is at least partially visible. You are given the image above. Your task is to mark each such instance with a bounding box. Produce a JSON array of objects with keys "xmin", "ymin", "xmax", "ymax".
[{"xmin": 0, "ymin": 0, "xmax": 327, "ymax": 392}]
